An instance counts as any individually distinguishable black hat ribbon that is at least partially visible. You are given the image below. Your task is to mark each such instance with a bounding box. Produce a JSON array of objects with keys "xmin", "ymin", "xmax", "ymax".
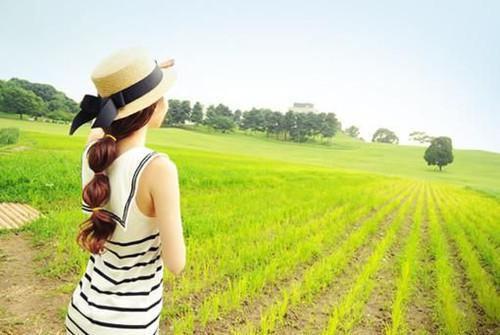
[{"xmin": 69, "ymin": 61, "xmax": 163, "ymax": 135}]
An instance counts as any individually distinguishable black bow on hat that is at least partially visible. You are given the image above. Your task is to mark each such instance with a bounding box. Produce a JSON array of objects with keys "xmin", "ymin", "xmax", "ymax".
[
  {"xmin": 68, "ymin": 92, "xmax": 126, "ymax": 135},
  {"xmin": 69, "ymin": 60, "xmax": 164, "ymax": 135}
]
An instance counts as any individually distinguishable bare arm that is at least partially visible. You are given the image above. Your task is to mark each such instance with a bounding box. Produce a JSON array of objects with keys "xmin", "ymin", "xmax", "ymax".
[{"xmin": 149, "ymin": 156, "xmax": 186, "ymax": 276}]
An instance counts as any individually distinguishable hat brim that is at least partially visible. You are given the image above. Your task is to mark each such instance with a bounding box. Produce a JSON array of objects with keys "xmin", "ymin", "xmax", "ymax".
[{"xmin": 112, "ymin": 66, "xmax": 176, "ymax": 121}]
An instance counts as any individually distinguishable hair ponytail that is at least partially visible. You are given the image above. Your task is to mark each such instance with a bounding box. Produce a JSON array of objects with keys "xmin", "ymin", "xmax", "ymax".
[
  {"xmin": 76, "ymin": 99, "xmax": 160, "ymax": 254},
  {"xmin": 77, "ymin": 135, "xmax": 119, "ymax": 254}
]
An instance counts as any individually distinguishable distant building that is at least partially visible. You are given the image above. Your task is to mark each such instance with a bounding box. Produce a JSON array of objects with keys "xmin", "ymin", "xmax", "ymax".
[{"xmin": 289, "ymin": 102, "xmax": 317, "ymax": 113}]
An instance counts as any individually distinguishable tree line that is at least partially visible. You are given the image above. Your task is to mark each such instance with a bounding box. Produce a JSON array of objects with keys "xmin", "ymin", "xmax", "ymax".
[
  {"xmin": 0, "ymin": 78, "xmax": 79, "ymax": 122},
  {"xmin": 0, "ymin": 77, "xmax": 412, "ymax": 146},
  {"xmin": 165, "ymin": 99, "xmax": 342, "ymax": 143},
  {"xmin": 0, "ymin": 77, "xmax": 455, "ymax": 170}
]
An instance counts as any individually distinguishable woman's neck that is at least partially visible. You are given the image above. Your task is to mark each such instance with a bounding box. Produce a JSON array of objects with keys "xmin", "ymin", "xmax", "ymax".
[{"xmin": 116, "ymin": 127, "xmax": 147, "ymax": 155}]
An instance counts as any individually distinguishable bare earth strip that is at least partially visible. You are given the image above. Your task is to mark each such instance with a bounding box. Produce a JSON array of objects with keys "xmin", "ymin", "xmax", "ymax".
[
  {"xmin": 348, "ymin": 190, "xmax": 421, "ymax": 334},
  {"xmin": 0, "ymin": 231, "xmax": 69, "ymax": 335},
  {"xmin": 405, "ymin": 198, "xmax": 439, "ymax": 334}
]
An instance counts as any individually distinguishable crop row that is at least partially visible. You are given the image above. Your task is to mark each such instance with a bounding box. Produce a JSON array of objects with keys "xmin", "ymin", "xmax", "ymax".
[{"xmin": 235, "ymin": 183, "xmax": 419, "ymax": 334}]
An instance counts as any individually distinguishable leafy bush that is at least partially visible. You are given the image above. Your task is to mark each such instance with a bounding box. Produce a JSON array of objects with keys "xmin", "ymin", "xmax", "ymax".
[{"xmin": 0, "ymin": 127, "xmax": 20, "ymax": 146}]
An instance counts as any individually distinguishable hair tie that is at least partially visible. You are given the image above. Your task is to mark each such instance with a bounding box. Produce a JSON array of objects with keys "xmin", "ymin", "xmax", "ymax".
[
  {"xmin": 94, "ymin": 171, "xmax": 106, "ymax": 176},
  {"xmin": 104, "ymin": 134, "xmax": 117, "ymax": 142},
  {"xmin": 92, "ymin": 207, "xmax": 103, "ymax": 212}
]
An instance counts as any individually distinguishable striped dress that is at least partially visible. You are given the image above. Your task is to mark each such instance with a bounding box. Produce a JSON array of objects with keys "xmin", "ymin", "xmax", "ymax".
[{"xmin": 65, "ymin": 140, "xmax": 168, "ymax": 335}]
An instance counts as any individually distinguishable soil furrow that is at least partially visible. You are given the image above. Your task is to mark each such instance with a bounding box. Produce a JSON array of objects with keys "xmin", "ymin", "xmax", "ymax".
[{"xmin": 209, "ymin": 186, "xmax": 416, "ymax": 334}]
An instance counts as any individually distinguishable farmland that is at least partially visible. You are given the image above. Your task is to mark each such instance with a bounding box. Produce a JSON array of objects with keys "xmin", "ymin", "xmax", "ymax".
[{"xmin": 0, "ymin": 118, "xmax": 499, "ymax": 334}]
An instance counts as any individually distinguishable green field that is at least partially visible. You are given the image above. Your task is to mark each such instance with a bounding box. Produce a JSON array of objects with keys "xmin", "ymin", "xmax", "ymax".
[
  {"xmin": 1, "ymin": 117, "xmax": 499, "ymax": 198},
  {"xmin": 0, "ymin": 117, "xmax": 499, "ymax": 334}
]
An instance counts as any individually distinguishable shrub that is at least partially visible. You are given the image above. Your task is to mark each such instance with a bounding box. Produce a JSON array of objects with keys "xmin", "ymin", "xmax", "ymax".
[{"xmin": 0, "ymin": 127, "xmax": 20, "ymax": 146}]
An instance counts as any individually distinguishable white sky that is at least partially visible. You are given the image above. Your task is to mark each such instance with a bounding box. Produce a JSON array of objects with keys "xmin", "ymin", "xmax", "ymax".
[{"xmin": 0, "ymin": 1, "xmax": 498, "ymax": 152}]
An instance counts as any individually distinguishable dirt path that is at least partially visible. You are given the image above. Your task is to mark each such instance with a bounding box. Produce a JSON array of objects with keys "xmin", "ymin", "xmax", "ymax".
[{"xmin": 0, "ymin": 231, "xmax": 69, "ymax": 335}]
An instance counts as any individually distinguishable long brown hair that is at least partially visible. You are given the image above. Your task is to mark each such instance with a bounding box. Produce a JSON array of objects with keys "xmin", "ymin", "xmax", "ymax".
[{"xmin": 77, "ymin": 100, "xmax": 159, "ymax": 254}]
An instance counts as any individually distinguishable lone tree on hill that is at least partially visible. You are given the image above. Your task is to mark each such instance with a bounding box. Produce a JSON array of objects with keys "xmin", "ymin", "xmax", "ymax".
[
  {"xmin": 424, "ymin": 136, "xmax": 454, "ymax": 171},
  {"xmin": 345, "ymin": 125, "xmax": 360, "ymax": 138},
  {"xmin": 372, "ymin": 128, "xmax": 399, "ymax": 144}
]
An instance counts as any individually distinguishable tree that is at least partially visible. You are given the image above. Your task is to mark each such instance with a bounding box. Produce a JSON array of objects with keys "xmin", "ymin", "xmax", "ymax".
[
  {"xmin": 409, "ymin": 131, "xmax": 433, "ymax": 144},
  {"xmin": 180, "ymin": 100, "xmax": 191, "ymax": 122},
  {"xmin": 191, "ymin": 102, "xmax": 203, "ymax": 124},
  {"xmin": 424, "ymin": 136, "xmax": 454, "ymax": 171},
  {"xmin": 165, "ymin": 99, "xmax": 190, "ymax": 126},
  {"xmin": 283, "ymin": 110, "xmax": 295, "ymax": 141},
  {"xmin": 0, "ymin": 80, "xmax": 5, "ymax": 107},
  {"xmin": 319, "ymin": 121, "xmax": 335, "ymax": 141},
  {"xmin": 288, "ymin": 112, "xmax": 309, "ymax": 142},
  {"xmin": 233, "ymin": 109, "xmax": 242, "ymax": 125},
  {"xmin": 305, "ymin": 112, "xmax": 322, "ymax": 138},
  {"xmin": 204, "ymin": 103, "xmax": 235, "ymax": 133},
  {"xmin": 345, "ymin": 125, "xmax": 360, "ymax": 138},
  {"xmin": 0, "ymin": 78, "xmax": 79, "ymax": 121},
  {"xmin": 325, "ymin": 112, "xmax": 340, "ymax": 134},
  {"xmin": 213, "ymin": 103, "xmax": 233, "ymax": 117},
  {"xmin": 208, "ymin": 115, "xmax": 235, "ymax": 133},
  {"xmin": 372, "ymin": 128, "xmax": 399, "ymax": 144},
  {"xmin": 317, "ymin": 112, "xmax": 339, "ymax": 142},
  {"xmin": 165, "ymin": 99, "xmax": 180, "ymax": 125},
  {"xmin": 8, "ymin": 77, "xmax": 78, "ymax": 114},
  {"xmin": 263, "ymin": 110, "xmax": 284, "ymax": 138},
  {"xmin": 0, "ymin": 83, "xmax": 45, "ymax": 119},
  {"xmin": 9, "ymin": 77, "xmax": 58, "ymax": 101},
  {"xmin": 240, "ymin": 108, "xmax": 265, "ymax": 132}
]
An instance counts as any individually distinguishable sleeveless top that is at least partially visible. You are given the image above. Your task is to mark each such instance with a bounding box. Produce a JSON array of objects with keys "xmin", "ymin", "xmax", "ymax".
[{"xmin": 65, "ymin": 140, "xmax": 168, "ymax": 335}]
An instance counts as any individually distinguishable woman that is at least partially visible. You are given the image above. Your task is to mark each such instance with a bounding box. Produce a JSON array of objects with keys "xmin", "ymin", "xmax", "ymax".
[{"xmin": 64, "ymin": 47, "xmax": 186, "ymax": 334}]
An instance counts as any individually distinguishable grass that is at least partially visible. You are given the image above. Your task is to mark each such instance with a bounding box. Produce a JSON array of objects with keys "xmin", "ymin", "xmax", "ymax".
[
  {"xmin": 322, "ymin": 185, "xmax": 421, "ymax": 334},
  {"xmin": 426, "ymin": 186, "xmax": 471, "ymax": 334},
  {"xmin": 1, "ymin": 117, "xmax": 500, "ymax": 197},
  {"xmin": 433, "ymin": 187, "xmax": 499, "ymax": 322},
  {"xmin": 238, "ymin": 184, "xmax": 416, "ymax": 334},
  {"xmin": 0, "ymin": 116, "xmax": 498, "ymax": 334}
]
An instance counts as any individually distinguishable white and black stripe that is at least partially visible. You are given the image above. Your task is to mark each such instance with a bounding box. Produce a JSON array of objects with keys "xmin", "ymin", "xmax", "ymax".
[
  {"xmin": 80, "ymin": 274, "xmax": 163, "ymax": 296},
  {"xmin": 66, "ymin": 313, "xmax": 90, "ymax": 335},
  {"xmin": 96, "ymin": 253, "xmax": 162, "ymax": 271},
  {"xmin": 79, "ymin": 289, "xmax": 163, "ymax": 312},
  {"xmin": 107, "ymin": 232, "xmax": 160, "ymax": 246},
  {"xmin": 104, "ymin": 244, "xmax": 160, "ymax": 259},
  {"xmin": 90, "ymin": 259, "xmax": 163, "ymax": 285},
  {"xmin": 69, "ymin": 295, "xmax": 161, "ymax": 329}
]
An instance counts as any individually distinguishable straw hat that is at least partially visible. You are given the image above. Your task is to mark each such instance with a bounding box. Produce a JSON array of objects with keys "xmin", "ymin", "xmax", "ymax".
[{"xmin": 69, "ymin": 47, "xmax": 176, "ymax": 135}]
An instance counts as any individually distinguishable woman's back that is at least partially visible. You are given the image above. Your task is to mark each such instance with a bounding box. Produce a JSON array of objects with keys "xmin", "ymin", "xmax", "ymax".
[{"xmin": 64, "ymin": 141, "xmax": 168, "ymax": 335}]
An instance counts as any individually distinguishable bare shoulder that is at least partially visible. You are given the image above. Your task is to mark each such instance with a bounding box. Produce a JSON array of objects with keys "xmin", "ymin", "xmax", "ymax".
[
  {"xmin": 148, "ymin": 154, "xmax": 177, "ymax": 173},
  {"xmin": 144, "ymin": 153, "xmax": 178, "ymax": 189}
]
